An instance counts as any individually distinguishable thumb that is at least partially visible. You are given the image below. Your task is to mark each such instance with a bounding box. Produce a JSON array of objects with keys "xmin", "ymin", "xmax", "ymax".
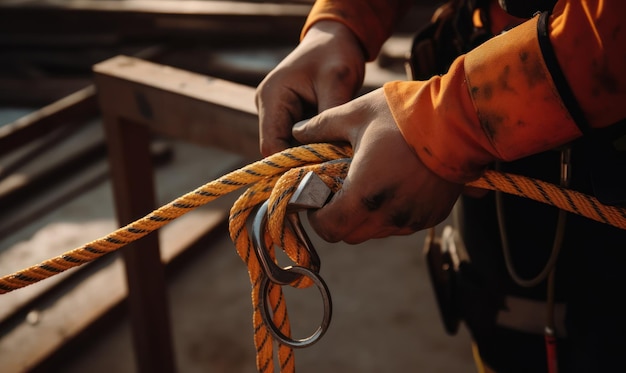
[{"xmin": 292, "ymin": 111, "xmax": 350, "ymax": 145}]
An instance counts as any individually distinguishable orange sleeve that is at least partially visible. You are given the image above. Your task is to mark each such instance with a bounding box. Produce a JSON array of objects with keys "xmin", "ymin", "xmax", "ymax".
[
  {"xmin": 384, "ymin": 0, "xmax": 626, "ymax": 183},
  {"xmin": 301, "ymin": 0, "xmax": 413, "ymax": 61}
]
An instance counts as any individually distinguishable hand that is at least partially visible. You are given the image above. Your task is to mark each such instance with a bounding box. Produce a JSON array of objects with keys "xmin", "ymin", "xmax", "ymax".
[
  {"xmin": 255, "ymin": 21, "xmax": 366, "ymax": 156},
  {"xmin": 293, "ymin": 88, "xmax": 464, "ymax": 244}
]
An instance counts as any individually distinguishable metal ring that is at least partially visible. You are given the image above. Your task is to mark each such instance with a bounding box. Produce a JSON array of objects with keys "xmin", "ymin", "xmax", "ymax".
[{"xmin": 259, "ymin": 266, "xmax": 332, "ymax": 348}]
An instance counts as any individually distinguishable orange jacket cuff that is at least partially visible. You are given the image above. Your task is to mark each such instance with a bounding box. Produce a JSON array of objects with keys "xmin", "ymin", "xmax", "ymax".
[{"xmin": 385, "ymin": 15, "xmax": 581, "ymax": 183}]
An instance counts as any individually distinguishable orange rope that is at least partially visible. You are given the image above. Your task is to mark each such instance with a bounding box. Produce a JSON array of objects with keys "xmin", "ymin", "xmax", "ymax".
[
  {"xmin": 0, "ymin": 143, "xmax": 352, "ymax": 295},
  {"xmin": 228, "ymin": 161, "xmax": 349, "ymax": 372},
  {"xmin": 468, "ymin": 170, "xmax": 626, "ymax": 230},
  {"xmin": 1, "ymin": 143, "xmax": 625, "ymax": 373}
]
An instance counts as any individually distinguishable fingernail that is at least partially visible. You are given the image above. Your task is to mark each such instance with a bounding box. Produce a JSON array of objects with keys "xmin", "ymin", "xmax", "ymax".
[{"xmin": 293, "ymin": 119, "xmax": 310, "ymax": 129}]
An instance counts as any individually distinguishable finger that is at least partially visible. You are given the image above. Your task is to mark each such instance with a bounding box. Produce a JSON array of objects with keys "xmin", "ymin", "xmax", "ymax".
[
  {"xmin": 256, "ymin": 81, "xmax": 305, "ymax": 156},
  {"xmin": 306, "ymin": 177, "xmax": 368, "ymax": 243},
  {"xmin": 257, "ymin": 100, "xmax": 298, "ymax": 156}
]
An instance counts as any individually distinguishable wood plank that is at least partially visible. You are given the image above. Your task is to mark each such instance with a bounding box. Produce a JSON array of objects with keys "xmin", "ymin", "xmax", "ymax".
[
  {"xmin": 0, "ymin": 123, "xmax": 105, "ymax": 210},
  {"xmin": 0, "ymin": 1, "xmax": 311, "ymax": 45},
  {"xmin": 0, "ymin": 45, "xmax": 167, "ymax": 150},
  {"xmin": 0, "ymin": 77, "xmax": 93, "ymax": 107},
  {"xmin": 1, "ymin": 0, "xmax": 311, "ymax": 14},
  {"xmin": 93, "ymin": 55, "xmax": 261, "ymax": 159},
  {"xmin": 0, "ymin": 86, "xmax": 97, "ymax": 156},
  {"xmin": 102, "ymin": 114, "xmax": 176, "ymax": 373}
]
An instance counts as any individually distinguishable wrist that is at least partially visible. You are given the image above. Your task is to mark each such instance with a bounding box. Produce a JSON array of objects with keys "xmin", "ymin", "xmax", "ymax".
[{"xmin": 302, "ymin": 21, "xmax": 367, "ymax": 63}]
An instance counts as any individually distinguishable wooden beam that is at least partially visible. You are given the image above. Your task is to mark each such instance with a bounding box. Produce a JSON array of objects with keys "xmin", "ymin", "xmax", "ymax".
[
  {"xmin": 93, "ymin": 55, "xmax": 261, "ymax": 159},
  {"xmin": 0, "ymin": 1, "xmax": 311, "ymax": 46},
  {"xmin": 0, "ymin": 77, "xmax": 94, "ymax": 107},
  {"xmin": 0, "ymin": 86, "xmax": 98, "ymax": 157},
  {"xmin": 102, "ymin": 114, "xmax": 177, "ymax": 373}
]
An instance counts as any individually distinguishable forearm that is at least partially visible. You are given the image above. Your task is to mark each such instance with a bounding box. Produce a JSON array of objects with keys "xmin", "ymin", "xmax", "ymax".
[{"xmin": 385, "ymin": 0, "xmax": 626, "ymax": 183}]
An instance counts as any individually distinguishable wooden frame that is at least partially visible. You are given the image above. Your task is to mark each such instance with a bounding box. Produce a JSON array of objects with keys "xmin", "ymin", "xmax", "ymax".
[{"xmin": 93, "ymin": 55, "xmax": 260, "ymax": 372}]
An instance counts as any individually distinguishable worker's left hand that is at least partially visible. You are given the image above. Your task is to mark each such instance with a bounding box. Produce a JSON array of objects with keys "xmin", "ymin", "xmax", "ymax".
[{"xmin": 292, "ymin": 88, "xmax": 464, "ymax": 244}]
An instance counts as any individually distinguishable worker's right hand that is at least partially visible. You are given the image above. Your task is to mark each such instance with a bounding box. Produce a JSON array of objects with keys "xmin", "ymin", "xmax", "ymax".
[
  {"xmin": 292, "ymin": 88, "xmax": 464, "ymax": 244},
  {"xmin": 255, "ymin": 21, "xmax": 366, "ymax": 157}
]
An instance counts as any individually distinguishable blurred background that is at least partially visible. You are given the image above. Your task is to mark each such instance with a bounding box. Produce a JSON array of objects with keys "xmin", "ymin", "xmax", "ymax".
[{"xmin": 0, "ymin": 1, "xmax": 476, "ymax": 372}]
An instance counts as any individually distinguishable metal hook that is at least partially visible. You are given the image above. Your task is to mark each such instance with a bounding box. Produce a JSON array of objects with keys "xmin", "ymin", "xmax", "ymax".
[{"xmin": 249, "ymin": 172, "xmax": 333, "ymax": 348}]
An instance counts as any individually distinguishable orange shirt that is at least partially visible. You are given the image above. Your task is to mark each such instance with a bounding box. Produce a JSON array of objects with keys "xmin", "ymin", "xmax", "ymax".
[{"xmin": 302, "ymin": 0, "xmax": 626, "ymax": 183}]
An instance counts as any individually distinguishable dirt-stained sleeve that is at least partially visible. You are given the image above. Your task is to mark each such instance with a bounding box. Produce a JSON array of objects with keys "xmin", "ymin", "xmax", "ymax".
[
  {"xmin": 384, "ymin": 0, "xmax": 626, "ymax": 183},
  {"xmin": 300, "ymin": 0, "xmax": 413, "ymax": 61}
]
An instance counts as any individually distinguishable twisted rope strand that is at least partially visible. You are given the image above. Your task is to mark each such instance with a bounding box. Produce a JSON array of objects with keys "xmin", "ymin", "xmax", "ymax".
[
  {"xmin": 0, "ymin": 143, "xmax": 352, "ymax": 294},
  {"xmin": 229, "ymin": 177, "xmax": 285, "ymax": 372},
  {"xmin": 468, "ymin": 170, "xmax": 626, "ymax": 230}
]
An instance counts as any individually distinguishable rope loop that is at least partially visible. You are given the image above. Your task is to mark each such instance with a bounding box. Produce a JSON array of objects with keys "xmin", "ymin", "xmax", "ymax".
[{"xmin": 229, "ymin": 153, "xmax": 351, "ymax": 372}]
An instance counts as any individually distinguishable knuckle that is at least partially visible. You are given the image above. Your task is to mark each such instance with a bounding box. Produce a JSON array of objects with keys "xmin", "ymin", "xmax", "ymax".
[{"xmin": 322, "ymin": 61, "xmax": 358, "ymax": 83}]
